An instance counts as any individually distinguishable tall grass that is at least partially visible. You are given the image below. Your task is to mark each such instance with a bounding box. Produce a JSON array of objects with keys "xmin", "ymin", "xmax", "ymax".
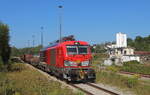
[
  {"xmin": 122, "ymin": 61, "xmax": 150, "ymax": 75},
  {"xmin": 92, "ymin": 54, "xmax": 150, "ymax": 95},
  {"xmin": 0, "ymin": 56, "xmax": 2, "ymax": 64},
  {"xmin": 0, "ymin": 63, "xmax": 81, "ymax": 95},
  {"xmin": 96, "ymin": 70, "xmax": 150, "ymax": 95}
]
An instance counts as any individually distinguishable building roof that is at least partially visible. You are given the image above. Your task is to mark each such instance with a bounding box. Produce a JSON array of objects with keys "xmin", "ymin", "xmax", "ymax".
[{"xmin": 134, "ymin": 51, "xmax": 150, "ymax": 55}]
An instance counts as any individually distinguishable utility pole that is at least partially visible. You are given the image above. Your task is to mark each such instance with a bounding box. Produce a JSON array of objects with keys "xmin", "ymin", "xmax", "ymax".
[
  {"xmin": 28, "ymin": 40, "xmax": 30, "ymax": 47},
  {"xmin": 41, "ymin": 27, "xmax": 44, "ymax": 47},
  {"xmin": 28, "ymin": 40, "xmax": 30, "ymax": 54},
  {"xmin": 32, "ymin": 35, "xmax": 35, "ymax": 55},
  {"xmin": 32, "ymin": 35, "xmax": 35, "ymax": 47}
]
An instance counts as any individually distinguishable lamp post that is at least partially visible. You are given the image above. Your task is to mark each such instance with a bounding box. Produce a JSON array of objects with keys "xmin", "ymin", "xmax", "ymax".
[
  {"xmin": 58, "ymin": 5, "xmax": 63, "ymax": 43},
  {"xmin": 41, "ymin": 27, "xmax": 44, "ymax": 47},
  {"xmin": 32, "ymin": 35, "xmax": 35, "ymax": 47},
  {"xmin": 28, "ymin": 40, "xmax": 30, "ymax": 47},
  {"xmin": 32, "ymin": 35, "xmax": 35, "ymax": 55}
]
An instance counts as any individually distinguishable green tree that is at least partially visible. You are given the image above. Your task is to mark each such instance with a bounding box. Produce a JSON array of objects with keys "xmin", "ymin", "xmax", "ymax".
[
  {"xmin": 92, "ymin": 44, "xmax": 106, "ymax": 53},
  {"xmin": 0, "ymin": 22, "xmax": 11, "ymax": 65},
  {"xmin": 127, "ymin": 35, "xmax": 150, "ymax": 51},
  {"xmin": 11, "ymin": 46, "xmax": 21, "ymax": 56},
  {"xmin": 127, "ymin": 38, "xmax": 134, "ymax": 47}
]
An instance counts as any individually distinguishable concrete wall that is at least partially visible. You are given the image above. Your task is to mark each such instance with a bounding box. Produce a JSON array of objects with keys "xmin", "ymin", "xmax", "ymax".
[{"xmin": 121, "ymin": 55, "xmax": 140, "ymax": 62}]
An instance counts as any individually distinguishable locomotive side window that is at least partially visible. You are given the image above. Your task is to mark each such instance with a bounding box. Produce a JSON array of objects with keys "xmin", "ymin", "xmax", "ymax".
[
  {"xmin": 78, "ymin": 46, "xmax": 88, "ymax": 54},
  {"xmin": 67, "ymin": 46, "xmax": 77, "ymax": 55},
  {"xmin": 50, "ymin": 49, "xmax": 56, "ymax": 64}
]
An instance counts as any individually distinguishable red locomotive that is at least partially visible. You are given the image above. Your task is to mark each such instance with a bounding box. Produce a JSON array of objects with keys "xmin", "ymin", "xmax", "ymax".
[{"xmin": 39, "ymin": 35, "xmax": 96, "ymax": 82}]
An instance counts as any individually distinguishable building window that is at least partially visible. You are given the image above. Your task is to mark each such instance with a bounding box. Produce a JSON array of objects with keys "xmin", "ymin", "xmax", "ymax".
[{"xmin": 124, "ymin": 50, "xmax": 127, "ymax": 55}]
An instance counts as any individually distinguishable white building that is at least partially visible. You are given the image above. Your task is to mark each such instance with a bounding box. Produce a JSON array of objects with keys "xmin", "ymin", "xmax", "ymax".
[
  {"xmin": 104, "ymin": 32, "xmax": 140, "ymax": 65},
  {"xmin": 116, "ymin": 32, "xmax": 127, "ymax": 48},
  {"xmin": 121, "ymin": 55, "xmax": 140, "ymax": 62},
  {"xmin": 109, "ymin": 47, "xmax": 135, "ymax": 58}
]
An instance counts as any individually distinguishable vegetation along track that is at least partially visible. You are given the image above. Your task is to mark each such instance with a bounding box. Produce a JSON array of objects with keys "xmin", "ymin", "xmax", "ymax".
[
  {"xmin": 120, "ymin": 71, "xmax": 150, "ymax": 78},
  {"xmin": 26, "ymin": 63, "xmax": 119, "ymax": 95}
]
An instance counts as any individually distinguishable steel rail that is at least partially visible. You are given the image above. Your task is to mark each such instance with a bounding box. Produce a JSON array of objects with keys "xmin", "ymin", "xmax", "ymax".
[
  {"xmin": 120, "ymin": 71, "xmax": 150, "ymax": 78},
  {"xmin": 87, "ymin": 83, "xmax": 119, "ymax": 95},
  {"xmin": 70, "ymin": 84, "xmax": 94, "ymax": 95}
]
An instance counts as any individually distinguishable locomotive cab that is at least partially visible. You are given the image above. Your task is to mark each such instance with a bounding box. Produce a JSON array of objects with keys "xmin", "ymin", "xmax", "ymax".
[
  {"xmin": 62, "ymin": 41, "xmax": 96, "ymax": 82},
  {"xmin": 65, "ymin": 45, "xmax": 90, "ymax": 66}
]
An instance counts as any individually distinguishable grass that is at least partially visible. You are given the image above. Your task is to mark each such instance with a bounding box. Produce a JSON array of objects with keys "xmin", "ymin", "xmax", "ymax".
[
  {"xmin": 92, "ymin": 53, "xmax": 150, "ymax": 95},
  {"xmin": 92, "ymin": 53, "xmax": 108, "ymax": 65},
  {"xmin": 96, "ymin": 71, "xmax": 150, "ymax": 95},
  {"xmin": 0, "ymin": 63, "xmax": 83, "ymax": 95},
  {"xmin": 121, "ymin": 61, "xmax": 150, "ymax": 75}
]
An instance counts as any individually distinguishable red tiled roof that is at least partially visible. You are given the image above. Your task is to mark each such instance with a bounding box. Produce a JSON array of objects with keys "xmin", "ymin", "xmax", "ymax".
[{"xmin": 134, "ymin": 51, "xmax": 150, "ymax": 55}]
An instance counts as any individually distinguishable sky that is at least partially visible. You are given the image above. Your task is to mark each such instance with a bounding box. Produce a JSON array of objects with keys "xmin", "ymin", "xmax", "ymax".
[{"xmin": 0, "ymin": 0, "xmax": 150, "ymax": 48}]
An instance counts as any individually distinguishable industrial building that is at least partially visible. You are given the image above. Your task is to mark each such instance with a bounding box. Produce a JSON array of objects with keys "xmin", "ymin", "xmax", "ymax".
[{"xmin": 104, "ymin": 32, "xmax": 140, "ymax": 65}]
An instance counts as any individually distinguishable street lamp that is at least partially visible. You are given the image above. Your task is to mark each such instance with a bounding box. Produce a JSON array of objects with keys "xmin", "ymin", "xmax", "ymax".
[
  {"xmin": 58, "ymin": 5, "xmax": 63, "ymax": 43},
  {"xmin": 41, "ymin": 27, "xmax": 44, "ymax": 47}
]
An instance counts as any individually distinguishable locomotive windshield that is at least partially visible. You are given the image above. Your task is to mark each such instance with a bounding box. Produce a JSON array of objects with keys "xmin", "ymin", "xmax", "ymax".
[
  {"xmin": 67, "ymin": 46, "xmax": 77, "ymax": 55},
  {"xmin": 66, "ymin": 45, "xmax": 88, "ymax": 55},
  {"xmin": 78, "ymin": 46, "xmax": 88, "ymax": 54}
]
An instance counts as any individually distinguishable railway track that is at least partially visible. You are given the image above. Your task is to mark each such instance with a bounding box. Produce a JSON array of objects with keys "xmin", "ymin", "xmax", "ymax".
[
  {"xmin": 70, "ymin": 83, "xmax": 119, "ymax": 95},
  {"xmin": 26, "ymin": 63, "xmax": 120, "ymax": 95},
  {"xmin": 120, "ymin": 71, "xmax": 150, "ymax": 78},
  {"xmin": 87, "ymin": 83, "xmax": 119, "ymax": 95}
]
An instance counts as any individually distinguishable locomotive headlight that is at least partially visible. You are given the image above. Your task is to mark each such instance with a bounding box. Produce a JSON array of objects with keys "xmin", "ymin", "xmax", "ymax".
[
  {"xmin": 82, "ymin": 61, "xmax": 90, "ymax": 66},
  {"xmin": 64, "ymin": 61, "xmax": 78, "ymax": 66}
]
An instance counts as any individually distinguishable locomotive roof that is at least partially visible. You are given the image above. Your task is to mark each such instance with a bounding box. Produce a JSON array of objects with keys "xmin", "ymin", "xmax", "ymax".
[
  {"xmin": 40, "ymin": 42, "xmax": 58, "ymax": 51},
  {"xmin": 40, "ymin": 41, "xmax": 88, "ymax": 51}
]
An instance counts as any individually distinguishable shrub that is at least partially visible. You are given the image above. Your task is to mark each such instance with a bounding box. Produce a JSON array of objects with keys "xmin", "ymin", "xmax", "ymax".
[
  {"xmin": 92, "ymin": 53, "xmax": 108, "ymax": 61},
  {"xmin": 106, "ymin": 66, "xmax": 119, "ymax": 73},
  {"xmin": 9, "ymin": 64, "xmax": 26, "ymax": 72},
  {"xmin": 0, "ymin": 63, "xmax": 27, "ymax": 72},
  {"xmin": 125, "ymin": 77, "xmax": 138, "ymax": 88},
  {"xmin": 122, "ymin": 61, "xmax": 150, "ymax": 75},
  {"xmin": 123, "ymin": 61, "xmax": 140, "ymax": 66},
  {"xmin": 0, "ymin": 64, "xmax": 8, "ymax": 72},
  {"xmin": 0, "ymin": 64, "xmax": 78, "ymax": 95},
  {"xmin": 96, "ymin": 71, "xmax": 149, "ymax": 95}
]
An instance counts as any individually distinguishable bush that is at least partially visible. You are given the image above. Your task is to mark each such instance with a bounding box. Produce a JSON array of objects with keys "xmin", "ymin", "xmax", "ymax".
[
  {"xmin": 96, "ymin": 71, "xmax": 149, "ymax": 95},
  {"xmin": 92, "ymin": 53, "xmax": 108, "ymax": 61},
  {"xmin": 122, "ymin": 61, "xmax": 150, "ymax": 75},
  {"xmin": 96, "ymin": 71, "xmax": 139, "ymax": 88},
  {"xmin": 0, "ymin": 63, "xmax": 26, "ymax": 72},
  {"xmin": 9, "ymin": 64, "xmax": 26, "ymax": 72},
  {"xmin": 106, "ymin": 66, "xmax": 119, "ymax": 73},
  {"xmin": 0, "ymin": 64, "xmax": 8, "ymax": 72},
  {"xmin": 0, "ymin": 64, "xmax": 78, "ymax": 95},
  {"xmin": 125, "ymin": 77, "xmax": 138, "ymax": 88},
  {"xmin": 124, "ymin": 61, "xmax": 140, "ymax": 66}
]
